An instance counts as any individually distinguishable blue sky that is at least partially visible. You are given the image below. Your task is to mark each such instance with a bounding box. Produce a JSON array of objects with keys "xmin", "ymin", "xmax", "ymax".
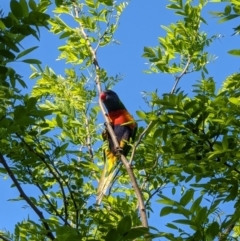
[{"xmin": 0, "ymin": 0, "xmax": 239, "ymax": 238}]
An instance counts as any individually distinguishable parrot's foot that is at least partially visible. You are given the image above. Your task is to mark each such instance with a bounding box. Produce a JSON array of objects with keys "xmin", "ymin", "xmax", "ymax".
[
  {"xmin": 115, "ymin": 147, "xmax": 123, "ymax": 156},
  {"xmin": 102, "ymin": 129, "xmax": 108, "ymax": 140}
]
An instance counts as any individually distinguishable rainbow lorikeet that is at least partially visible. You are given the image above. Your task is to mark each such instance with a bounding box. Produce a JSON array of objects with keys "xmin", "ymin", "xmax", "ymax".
[{"xmin": 96, "ymin": 90, "xmax": 137, "ymax": 204}]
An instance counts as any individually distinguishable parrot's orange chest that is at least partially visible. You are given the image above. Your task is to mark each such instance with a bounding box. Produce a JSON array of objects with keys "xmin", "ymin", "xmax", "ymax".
[{"xmin": 108, "ymin": 109, "xmax": 136, "ymax": 128}]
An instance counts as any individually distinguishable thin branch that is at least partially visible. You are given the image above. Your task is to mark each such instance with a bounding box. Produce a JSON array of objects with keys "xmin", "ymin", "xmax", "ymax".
[
  {"xmin": 0, "ymin": 154, "xmax": 55, "ymax": 240},
  {"xmin": 145, "ymin": 187, "xmax": 162, "ymax": 207},
  {"xmin": 15, "ymin": 133, "xmax": 69, "ymax": 225},
  {"xmin": 26, "ymin": 167, "xmax": 71, "ymax": 226},
  {"xmin": 219, "ymin": 223, "xmax": 235, "ymax": 241},
  {"xmin": 130, "ymin": 57, "xmax": 192, "ymax": 164},
  {"xmin": 74, "ymin": 6, "xmax": 101, "ymax": 94},
  {"xmin": 33, "ymin": 136, "xmax": 80, "ymax": 226},
  {"xmin": 85, "ymin": 116, "xmax": 94, "ymax": 161},
  {"xmin": 73, "ymin": 4, "xmax": 149, "ymax": 229},
  {"xmin": 170, "ymin": 57, "xmax": 191, "ymax": 94}
]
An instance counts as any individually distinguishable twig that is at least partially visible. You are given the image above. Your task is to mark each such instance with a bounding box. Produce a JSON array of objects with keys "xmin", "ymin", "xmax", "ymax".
[
  {"xmin": 130, "ymin": 57, "xmax": 192, "ymax": 164},
  {"xmin": 15, "ymin": 133, "xmax": 69, "ymax": 225},
  {"xmin": 145, "ymin": 187, "xmax": 162, "ymax": 207},
  {"xmin": 73, "ymin": 4, "xmax": 149, "ymax": 229},
  {"xmin": 0, "ymin": 154, "xmax": 55, "ymax": 240},
  {"xmin": 26, "ymin": 167, "xmax": 70, "ymax": 225},
  {"xmin": 219, "ymin": 223, "xmax": 235, "ymax": 241},
  {"xmin": 33, "ymin": 136, "xmax": 79, "ymax": 216},
  {"xmin": 85, "ymin": 116, "xmax": 94, "ymax": 161}
]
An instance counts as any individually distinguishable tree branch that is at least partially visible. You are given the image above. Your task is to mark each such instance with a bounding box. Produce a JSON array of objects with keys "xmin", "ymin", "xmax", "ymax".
[
  {"xmin": 130, "ymin": 57, "xmax": 192, "ymax": 164},
  {"xmin": 26, "ymin": 167, "xmax": 71, "ymax": 226},
  {"xmin": 85, "ymin": 115, "xmax": 94, "ymax": 161},
  {"xmin": 0, "ymin": 154, "xmax": 55, "ymax": 240},
  {"xmin": 219, "ymin": 223, "xmax": 235, "ymax": 241},
  {"xmin": 73, "ymin": 4, "xmax": 149, "ymax": 229},
  {"xmin": 15, "ymin": 133, "xmax": 69, "ymax": 225}
]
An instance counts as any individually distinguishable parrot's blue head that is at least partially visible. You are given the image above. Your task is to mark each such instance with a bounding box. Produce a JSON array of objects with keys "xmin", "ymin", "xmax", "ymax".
[{"xmin": 100, "ymin": 90, "xmax": 125, "ymax": 112}]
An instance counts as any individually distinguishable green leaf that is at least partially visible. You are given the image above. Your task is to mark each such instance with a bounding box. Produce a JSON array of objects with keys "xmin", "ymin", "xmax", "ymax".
[
  {"xmin": 56, "ymin": 226, "xmax": 80, "ymax": 241},
  {"xmin": 20, "ymin": 0, "xmax": 29, "ymax": 17},
  {"xmin": 196, "ymin": 206, "xmax": 208, "ymax": 224},
  {"xmin": 27, "ymin": 97, "xmax": 38, "ymax": 111},
  {"xmin": 16, "ymin": 46, "xmax": 39, "ymax": 60},
  {"xmin": 136, "ymin": 110, "xmax": 146, "ymax": 119},
  {"xmin": 22, "ymin": 59, "xmax": 42, "ymax": 64},
  {"xmin": 224, "ymin": 5, "xmax": 231, "ymax": 15},
  {"xmin": 29, "ymin": 0, "xmax": 37, "ymax": 10},
  {"xmin": 229, "ymin": 97, "xmax": 239, "ymax": 105},
  {"xmin": 193, "ymin": 166, "xmax": 202, "ymax": 173},
  {"xmin": 117, "ymin": 215, "xmax": 132, "ymax": 235},
  {"xmin": 166, "ymin": 4, "xmax": 181, "ymax": 10},
  {"xmin": 166, "ymin": 223, "xmax": 179, "ymax": 230},
  {"xmin": 99, "ymin": 0, "xmax": 113, "ymax": 6},
  {"xmin": 159, "ymin": 115, "xmax": 169, "ymax": 123},
  {"xmin": 157, "ymin": 195, "xmax": 175, "ymax": 205},
  {"xmin": 105, "ymin": 229, "xmax": 120, "ymax": 241},
  {"xmin": 218, "ymin": 14, "xmax": 239, "ymax": 23},
  {"xmin": 160, "ymin": 206, "xmax": 173, "ymax": 216},
  {"xmin": 60, "ymin": 143, "xmax": 69, "ymax": 152},
  {"xmin": 183, "ymin": 100, "xmax": 197, "ymax": 110},
  {"xmin": 190, "ymin": 195, "xmax": 203, "ymax": 214},
  {"xmin": 172, "ymin": 187, "xmax": 176, "ymax": 195},
  {"xmin": 56, "ymin": 114, "xmax": 64, "ymax": 128},
  {"xmin": 10, "ymin": 0, "xmax": 23, "ymax": 18},
  {"xmin": 180, "ymin": 189, "xmax": 194, "ymax": 207},
  {"xmin": 173, "ymin": 219, "xmax": 196, "ymax": 226},
  {"xmin": 0, "ymin": 36, "xmax": 20, "ymax": 52},
  {"xmin": 206, "ymin": 221, "xmax": 219, "ymax": 238},
  {"xmin": 0, "ymin": 50, "xmax": 15, "ymax": 59},
  {"xmin": 55, "ymin": 0, "xmax": 63, "ymax": 7},
  {"xmin": 124, "ymin": 227, "xmax": 149, "ymax": 240},
  {"xmin": 142, "ymin": 47, "xmax": 156, "ymax": 58},
  {"xmin": 17, "ymin": 78, "xmax": 27, "ymax": 88},
  {"xmin": 228, "ymin": 49, "xmax": 240, "ymax": 56},
  {"xmin": 0, "ymin": 66, "xmax": 8, "ymax": 74},
  {"xmin": 86, "ymin": 0, "xmax": 95, "ymax": 8},
  {"xmin": 222, "ymin": 135, "xmax": 228, "ymax": 150}
]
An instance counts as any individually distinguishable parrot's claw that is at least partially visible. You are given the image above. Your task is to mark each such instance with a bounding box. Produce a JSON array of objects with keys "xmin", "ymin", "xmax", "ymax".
[
  {"xmin": 115, "ymin": 147, "xmax": 123, "ymax": 156},
  {"xmin": 102, "ymin": 129, "xmax": 108, "ymax": 140}
]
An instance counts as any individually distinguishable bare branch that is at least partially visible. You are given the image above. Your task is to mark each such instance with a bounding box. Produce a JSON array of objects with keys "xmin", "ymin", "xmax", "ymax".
[{"xmin": 0, "ymin": 154, "xmax": 55, "ymax": 240}]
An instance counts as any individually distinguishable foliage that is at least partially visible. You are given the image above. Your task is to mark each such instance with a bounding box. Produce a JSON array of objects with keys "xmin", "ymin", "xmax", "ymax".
[
  {"xmin": 209, "ymin": 0, "xmax": 240, "ymax": 55},
  {"xmin": 0, "ymin": 0, "xmax": 240, "ymax": 241}
]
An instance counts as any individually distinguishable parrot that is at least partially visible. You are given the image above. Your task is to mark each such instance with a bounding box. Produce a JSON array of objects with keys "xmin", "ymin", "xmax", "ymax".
[{"xmin": 96, "ymin": 90, "xmax": 137, "ymax": 205}]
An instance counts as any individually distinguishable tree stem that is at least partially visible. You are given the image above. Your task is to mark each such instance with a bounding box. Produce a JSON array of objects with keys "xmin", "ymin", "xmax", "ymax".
[
  {"xmin": 73, "ymin": 4, "xmax": 149, "ymax": 229},
  {"xmin": 0, "ymin": 154, "xmax": 55, "ymax": 240}
]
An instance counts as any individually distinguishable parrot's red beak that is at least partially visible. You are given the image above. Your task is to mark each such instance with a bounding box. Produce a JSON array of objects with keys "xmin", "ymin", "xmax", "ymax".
[{"xmin": 100, "ymin": 92, "xmax": 106, "ymax": 100}]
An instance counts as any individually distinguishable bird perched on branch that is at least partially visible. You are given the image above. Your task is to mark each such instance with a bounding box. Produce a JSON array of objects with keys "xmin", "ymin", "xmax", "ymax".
[{"xmin": 96, "ymin": 90, "xmax": 137, "ymax": 204}]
